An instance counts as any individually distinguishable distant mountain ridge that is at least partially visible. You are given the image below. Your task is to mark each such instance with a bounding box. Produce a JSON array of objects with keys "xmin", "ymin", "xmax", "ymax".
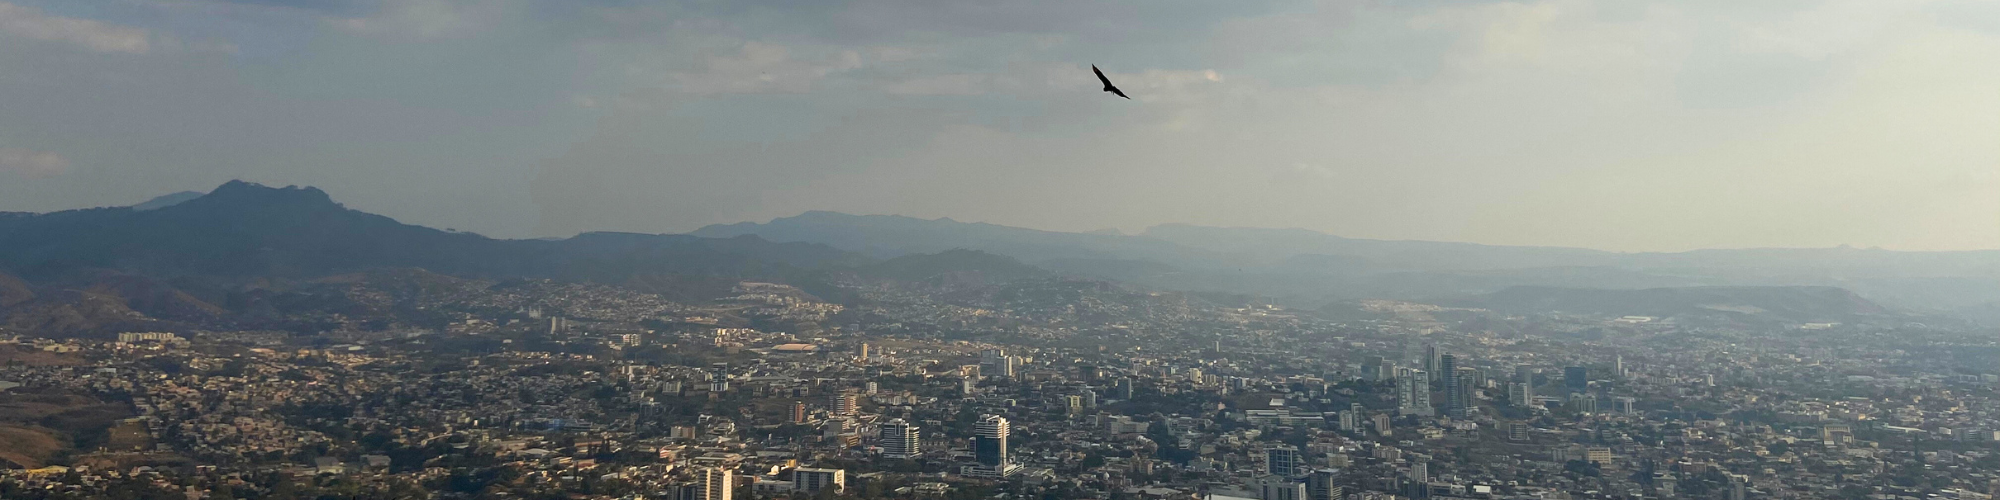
[
  {"xmin": 858, "ymin": 249, "xmax": 1051, "ymax": 289},
  {"xmin": 0, "ymin": 182, "xmax": 1096, "ymax": 337},
  {"xmin": 130, "ymin": 191, "xmax": 203, "ymax": 211},
  {"xmin": 695, "ymin": 211, "xmax": 2000, "ymax": 316},
  {"xmin": 0, "ymin": 181, "xmax": 867, "ymax": 284}
]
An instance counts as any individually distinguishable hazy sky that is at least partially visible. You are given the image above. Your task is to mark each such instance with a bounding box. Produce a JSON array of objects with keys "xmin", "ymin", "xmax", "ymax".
[{"xmin": 3, "ymin": 0, "xmax": 1998, "ymax": 252}]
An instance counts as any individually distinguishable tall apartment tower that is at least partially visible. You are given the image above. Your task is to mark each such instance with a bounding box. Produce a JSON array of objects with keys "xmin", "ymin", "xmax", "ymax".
[
  {"xmin": 1513, "ymin": 365, "xmax": 1536, "ymax": 407},
  {"xmin": 1440, "ymin": 354, "xmax": 1463, "ymax": 416},
  {"xmin": 699, "ymin": 467, "xmax": 733, "ymax": 500},
  {"xmin": 1566, "ymin": 366, "xmax": 1589, "ymax": 393},
  {"xmin": 1307, "ymin": 469, "xmax": 1344, "ymax": 500},
  {"xmin": 1450, "ymin": 368, "xmax": 1478, "ymax": 417},
  {"xmin": 970, "ymin": 415, "xmax": 1016, "ymax": 476},
  {"xmin": 1398, "ymin": 369, "xmax": 1433, "ymax": 416},
  {"xmin": 830, "ymin": 392, "xmax": 858, "ymax": 416},
  {"xmin": 981, "ymin": 349, "xmax": 1014, "ymax": 378},
  {"xmin": 880, "ymin": 418, "xmax": 920, "ymax": 458},
  {"xmin": 1265, "ymin": 445, "xmax": 1301, "ymax": 477},
  {"xmin": 708, "ymin": 363, "xmax": 729, "ymax": 393}
]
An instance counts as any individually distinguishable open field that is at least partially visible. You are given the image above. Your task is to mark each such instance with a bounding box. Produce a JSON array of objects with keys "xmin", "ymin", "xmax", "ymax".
[
  {"xmin": 0, "ymin": 424, "xmax": 67, "ymax": 468},
  {"xmin": 0, "ymin": 345, "xmax": 84, "ymax": 367}
]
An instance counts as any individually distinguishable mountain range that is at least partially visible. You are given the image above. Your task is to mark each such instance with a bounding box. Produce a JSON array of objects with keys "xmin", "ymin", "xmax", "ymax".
[
  {"xmin": 0, "ymin": 181, "xmax": 1970, "ymax": 336},
  {"xmin": 694, "ymin": 212, "xmax": 2000, "ymax": 316},
  {"xmin": 0, "ymin": 181, "xmax": 863, "ymax": 283}
]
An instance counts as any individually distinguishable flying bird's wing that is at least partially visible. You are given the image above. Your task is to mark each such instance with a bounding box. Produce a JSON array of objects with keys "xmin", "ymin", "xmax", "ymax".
[{"xmin": 1092, "ymin": 65, "xmax": 1130, "ymax": 99}]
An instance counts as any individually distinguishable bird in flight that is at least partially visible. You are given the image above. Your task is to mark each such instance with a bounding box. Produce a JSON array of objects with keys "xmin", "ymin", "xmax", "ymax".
[{"xmin": 1092, "ymin": 65, "xmax": 1129, "ymax": 99}]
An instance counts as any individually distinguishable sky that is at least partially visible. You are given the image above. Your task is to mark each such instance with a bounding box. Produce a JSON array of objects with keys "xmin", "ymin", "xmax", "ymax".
[{"xmin": 2, "ymin": 0, "xmax": 1998, "ymax": 252}]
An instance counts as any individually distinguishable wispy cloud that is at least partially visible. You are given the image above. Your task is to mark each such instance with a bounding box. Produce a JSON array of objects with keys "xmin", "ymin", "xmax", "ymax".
[
  {"xmin": 327, "ymin": 0, "xmax": 514, "ymax": 40},
  {"xmin": 673, "ymin": 42, "xmax": 864, "ymax": 94},
  {"xmin": 0, "ymin": 148, "xmax": 68, "ymax": 179},
  {"xmin": 0, "ymin": 2, "xmax": 151, "ymax": 54}
]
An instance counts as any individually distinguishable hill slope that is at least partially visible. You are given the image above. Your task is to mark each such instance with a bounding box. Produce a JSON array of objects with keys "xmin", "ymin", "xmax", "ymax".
[
  {"xmin": 859, "ymin": 249, "xmax": 1050, "ymax": 288},
  {"xmin": 0, "ymin": 181, "xmax": 866, "ymax": 284}
]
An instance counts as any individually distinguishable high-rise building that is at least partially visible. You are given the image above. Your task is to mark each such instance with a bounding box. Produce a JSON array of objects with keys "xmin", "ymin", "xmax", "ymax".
[
  {"xmin": 865, "ymin": 381, "xmax": 879, "ymax": 395},
  {"xmin": 1565, "ymin": 366, "xmax": 1589, "ymax": 393},
  {"xmin": 1512, "ymin": 365, "xmax": 1536, "ymax": 407},
  {"xmin": 1585, "ymin": 446, "xmax": 1613, "ymax": 466},
  {"xmin": 971, "ymin": 415, "xmax": 1016, "ymax": 476},
  {"xmin": 1337, "ymin": 410, "xmax": 1361, "ymax": 433},
  {"xmin": 698, "ymin": 467, "xmax": 733, "ymax": 500},
  {"xmin": 1439, "ymin": 354, "xmax": 1457, "ymax": 387},
  {"xmin": 708, "ymin": 363, "xmax": 729, "ymax": 393},
  {"xmin": 1569, "ymin": 393, "xmax": 1598, "ymax": 413},
  {"xmin": 980, "ymin": 349, "xmax": 1016, "ymax": 378},
  {"xmin": 1306, "ymin": 469, "xmax": 1344, "ymax": 500},
  {"xmin": 1409, "ymin": 460, "xmax": 1429, "ymax": 483},
  {"xmin": 1257, "ymin": 475, "xmax": 1306, "ymax": 500},
  {"xmin": 792, "ymin": 468, "xmax": 845, "ymax": 494},
  {"xmin": 830, "ymin": 393, "xmax": 859, "ymax": 416},
  {"xmin": 1265, "ymin": 445, "xmax": 1301, "ymax": 477},
  {"xmin": 1081, "ymin": 389, "xmax": 1098, "ymax": 408},
  {"xmin": 1451, "ymin": 368, "xmax": 1478, "ymax": 417},
  {"xmin": 1371, "ymin": 413, "xmax": 1393, "ymax": 436},
  {"xmin": 1398, "ymin": 369, "xmax": 1433, "ymax": 416},
  {"xmin": 1613, "ymin": 355, "xmax": 1624, "ymax": 377},
  {"xmin": 1066, "ymin": 395, "xmax": 1085, "ymax": 415},
  {"xmin": 858, "ymin": 343, "xmax": 869, "ymax": 361},
  {"xmin": 880, "ymin": 418, "xmax": 920, "ymax": 458},
  {"xmin": 1440, "ymin": 355, "xmax": 1465, "ymax": 417},
  {"xmin": 1613, "ymin": 396, "xmax": 1637, "ymax": 414},
  {"xmin": 1423, "ymin": 344, "xmax": 1440, "ymax": 374},
  {"xmin": 791, "ymin": 401, "xmax": 808, "ymax": 424},
  {"xmin": 1115, "ymin": 378, "xmax": 1135, "ymax": 399},
  {"xmin": 1361, "ymin": 356, "xmax": 1384, "ymax": 382}
]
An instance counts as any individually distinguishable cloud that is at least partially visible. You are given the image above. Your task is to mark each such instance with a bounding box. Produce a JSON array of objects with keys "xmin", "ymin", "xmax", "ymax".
[
  {"xmin": 0, "ymin": 2, "xmax": 152, "ymax": 54},
  {"xmin": 883, "ymin": 74, "xmax": 989, "ymax": 96},
  {"xmin": 328, "ymin": 0, "xmax": 515, "ymax": 40},
  {"xmin": 0, "ymin": 148, "xmax": 68, "ymax": 179},
  {"xmin": 672, "ymin": 42, "xmax": 865, "ymax": 94}
]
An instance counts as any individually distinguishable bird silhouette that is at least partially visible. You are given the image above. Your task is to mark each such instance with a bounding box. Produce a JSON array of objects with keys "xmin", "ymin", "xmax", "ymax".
[{"xmin": 1092, "ymin": 65, "xmax": 1129, "ymax": 99}]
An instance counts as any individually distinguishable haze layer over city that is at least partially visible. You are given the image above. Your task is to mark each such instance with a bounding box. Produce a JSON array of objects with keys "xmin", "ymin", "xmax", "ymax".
[{"xmin": 2, "ymin": 1, "xmax": 2000, "ymax": 500}]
